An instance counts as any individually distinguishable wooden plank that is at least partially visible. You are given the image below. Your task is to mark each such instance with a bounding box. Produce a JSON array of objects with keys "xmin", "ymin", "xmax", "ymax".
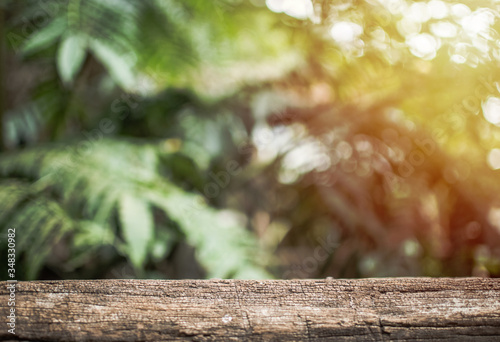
[{"xmin": 1, "ymin": 278, "xmax": 499, "ymax": 341}]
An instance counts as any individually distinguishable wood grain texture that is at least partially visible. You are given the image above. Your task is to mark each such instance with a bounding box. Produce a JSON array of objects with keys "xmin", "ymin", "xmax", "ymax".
[{"xmin": 1, "ymin": 278, "xmax": 499, "ymax": 341}]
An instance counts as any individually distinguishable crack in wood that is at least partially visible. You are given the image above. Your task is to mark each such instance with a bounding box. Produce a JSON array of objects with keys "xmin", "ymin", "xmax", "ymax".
[
  {"xmin": 379, "ymin": 316, "xmax": 390, "ymax": 339},
  {"xmin": 298, "ymin": 313, "xmax": 313, "ymax": 341},
  {"xmin": 1, "ymin": 278, "xmax": 499, "ymax": 341},
  {"xmin": 232, "ymin": 281, "xmax": 252, "ymax": 335}
]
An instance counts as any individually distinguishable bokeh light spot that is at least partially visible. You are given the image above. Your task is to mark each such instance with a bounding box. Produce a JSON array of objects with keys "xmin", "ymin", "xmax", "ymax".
[
  {"xmin": 266, "ymin": 0, "xmax": 313, "ymax": 20},
  {"xmin": 397, "ymin": 17, "xmax": 422, "ymax": 37},
  {"xmin": 336, "ymin": 141, "xmax": 353, "ymax": 159},
  {"xmin": 487, "ymin": 148, "xmax": 500, "ymax": 170},
  {"xmin": 451, "ymin": 4, "xmax": 471, "ymax": 19},
  {"xmin": 283, "ymin": 140, "xmax": 329, "ymax": 173},
  {"xmin": 406, "ymin": 2, "xmax": 430, "ymax": 23},
  {"xmin": 406, "ymin": 33, "xmax": 438, "ymax": 60},
  {"xmin": 450, "ymin": 54, "xmax": 466, "ymax": 64},
  {"xmin": 427, "ymin": 0, "xmax": 448, "ymax": 19},
  {"xmin": 488, "ymin": 207, "xmax": 500, "ymax": 233},
  {"xmin": 430, "ymin": 22, "xmax": 457, "ymax": 38},
  {"xmin": 329, "ymin": 21, "xmax": 363, "ymax": 44},
  {"xmin": 403, "ymin": 239, "xmax": 420, "ymax": 257},
  {"xmin": 482, "ymin": 96, "xmax": 500, "ymax": 126},
  {"xmin": 460, "ymin": 9, "xmax": 495, "ymax": 36}
]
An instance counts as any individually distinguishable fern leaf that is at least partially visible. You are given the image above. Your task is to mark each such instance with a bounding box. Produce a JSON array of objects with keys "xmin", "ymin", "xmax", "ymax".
[
  {"xmin": 0, "ymin": 139, "xmax": 271, "ymax": 279},
  {"xmin": 57, "ymin": 33, "xmax": 87, "ymax": 85},
  {"xmin": 21, "ymin": 17, "xmax": 67, "ymax": 55},
  {"xmin": 89, "ymin": 38, "xmax": 136, "ymax": 91},
  {"xmin": 118, "ymin": 194, "xmax": 154, "ymax": 271}
]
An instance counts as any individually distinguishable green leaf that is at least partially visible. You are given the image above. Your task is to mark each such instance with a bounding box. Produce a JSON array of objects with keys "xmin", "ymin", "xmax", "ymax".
[
  {"xmin": 74, "ymin": 221, "xmax": 114, "ymax": 248},
  {"xmin": 57, "ymin": 33, "xmax": 87, "ymax": 85},
  {"xmin": 21, "ymin": 17, "xmax": 67, "ymax": 55},
  {"xmin": 0, "ymin": 194, "xmax": 72, "ymax": 279},
  {"xmin": 152, "ymin": 189, "xmax": 273, "ymax": 279},
  {"xmin": 151, "ymin": 228, "xmax": 178, "ymax": 262},
  {"xmin": 118, "ymin": 194, "xmax": 154, "ymax": 270},
  {"xmin": 0, "ymin": 139, "xmax": 273, "ymax": 279},
  {"xmin": 89, "ymin": 39, "xmax": 136, "ymax": 90}
]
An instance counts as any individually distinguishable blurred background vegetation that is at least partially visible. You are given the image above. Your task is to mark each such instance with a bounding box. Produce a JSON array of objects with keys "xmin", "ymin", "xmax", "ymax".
[{"xmin": 1, "ymin": 0, "xmax": 500, "ymax": 280}]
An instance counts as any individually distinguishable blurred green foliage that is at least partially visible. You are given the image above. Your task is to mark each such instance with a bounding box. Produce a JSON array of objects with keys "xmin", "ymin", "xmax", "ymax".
[{"xmin": 1, "ymin": 0, "xmax": 500, "ymax": 280}]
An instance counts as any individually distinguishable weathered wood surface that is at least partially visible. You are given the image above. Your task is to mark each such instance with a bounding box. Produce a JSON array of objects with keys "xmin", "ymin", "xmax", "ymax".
[{"xmin": 1, "ymin": 278, "xmax": 499, "ymax": 341}]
